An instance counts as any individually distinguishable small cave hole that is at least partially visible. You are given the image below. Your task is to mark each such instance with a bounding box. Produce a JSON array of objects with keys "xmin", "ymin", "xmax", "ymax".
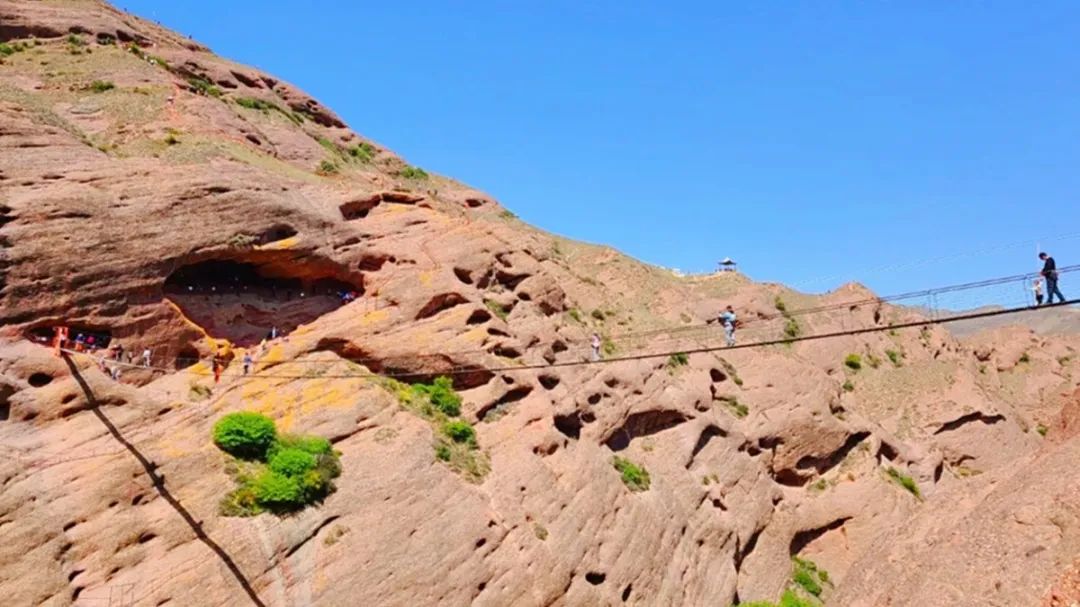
[
  {"xmin": 585, "ymin": 572, "xmax": 606, "ymax": 585},
  {"xmin": 710, "ymin": 368, "xmax": 727, "ymax": 383},
  {"xmin": 539, "ymin": 375, "xmax": 561, "ymax": 390},
  {"xmin": 467, "ymin": 309, "xmax": 492, "ymax": 325},
  {"xmin": 621, "ymin": 584, "xmax": 633, "ymax": 602},
  {"xmin": 587, "ymin": 393, "xmax": 602, "ymax": 405},
  {"xmin": 416, "ymin": 293, "xmax": 468, "ymax": 320},
  {"xmin": 453, "ymin": 267, "xmax": 473, "ymax": 285},
  {"xmin": 356, "ymin": 255, "xmax": 390, "ymax": 272},
  {"xmin": 553, "ymin": 412, "xmax": 583, "ymax": 440},
  {"xmin": 28, "ymin": 373, "xmax": 53, "ymax": 388},
  {"xmin": 175, "ymin": 347, "xmax": 199, "ymax": 370},
  {"xmin": 475, "ymin": 538, "xmax": 486, "ymax": 548},
  {"xmin": 339, "ymin": 196, "xmax": 381, "ymax": 220},
  {"xmin": 61, "ymin": 394, "xmax": 77, "ymax": 404}
]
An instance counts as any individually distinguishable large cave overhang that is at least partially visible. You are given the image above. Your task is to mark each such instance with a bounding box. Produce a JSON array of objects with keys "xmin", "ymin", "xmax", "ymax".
[{"xmin": 163, "ymin": 249, "xmax": 364, "ymax": 346}]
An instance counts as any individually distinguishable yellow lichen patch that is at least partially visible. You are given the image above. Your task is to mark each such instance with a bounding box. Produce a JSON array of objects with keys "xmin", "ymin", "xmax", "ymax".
[
  {"xmin": 418, "ymin": 271, "xmax": 435, "ymax": 287},
  {"xmin": 457, "ymin": 326, "xmax": 487, "ymax": 345},
  {"xmin": 360, "ymin": 308, "xmax": 390, "ymax": 325},
  {"xmin": 257, "ymin": 235, "xmax": 299, "ymax": 250}
]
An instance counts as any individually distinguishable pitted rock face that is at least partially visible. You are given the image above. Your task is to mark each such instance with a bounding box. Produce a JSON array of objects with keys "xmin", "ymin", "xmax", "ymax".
[{"xmin": 1, "ymin": 2, "xmax": 1079, "ymax": 606}]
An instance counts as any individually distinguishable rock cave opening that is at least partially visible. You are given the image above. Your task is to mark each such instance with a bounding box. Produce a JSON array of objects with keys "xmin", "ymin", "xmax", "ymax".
[{"xmin": 164, "ymin": 254, "xmax": 363, "ymax": 346}]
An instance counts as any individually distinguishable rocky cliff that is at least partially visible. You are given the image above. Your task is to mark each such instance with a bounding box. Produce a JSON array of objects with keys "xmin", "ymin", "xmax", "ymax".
[{"xmin": 1, "ymin": 2, "xmax": 1078, "ymax": 606}]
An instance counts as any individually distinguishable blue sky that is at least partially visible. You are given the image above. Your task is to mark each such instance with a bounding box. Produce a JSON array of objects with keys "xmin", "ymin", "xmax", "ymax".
[{"xmin": 121, "ymin": 1, "xmax": 1080, "ymax": 299}]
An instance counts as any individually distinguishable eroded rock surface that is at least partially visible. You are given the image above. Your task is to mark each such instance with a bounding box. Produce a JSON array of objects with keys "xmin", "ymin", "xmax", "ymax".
[{"xmin": 1, "ymin": 2, "xmax": 1078, "ymax": 606}]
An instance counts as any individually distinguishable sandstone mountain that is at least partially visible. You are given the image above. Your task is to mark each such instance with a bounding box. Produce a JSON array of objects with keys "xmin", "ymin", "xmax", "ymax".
[{"xmin": 1, "ymin": 2, "xmax": 1078, "ymax": 606}]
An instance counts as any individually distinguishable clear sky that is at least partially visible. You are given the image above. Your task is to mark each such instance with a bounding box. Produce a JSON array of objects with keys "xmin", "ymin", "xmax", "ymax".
[{"xmin": 120, "ymin": 1, "xmax": 1080, "ymax": 300}]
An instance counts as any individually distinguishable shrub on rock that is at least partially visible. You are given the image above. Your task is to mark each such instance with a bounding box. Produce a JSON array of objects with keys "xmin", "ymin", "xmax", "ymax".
[
  {"xmin": 213, "ymin": 412, "xmax": 277, "ymax": 459},
  {"xmin": 213, "ymin": 412, "xmax": 341, "ymax": 516},
  {"xmin": 268, "ymin": 447, "xmax": 317, "ymax": 477},
  {"xmin": 443, "ymin": 420, "xmax": 477, "ymax": 446},
  {"xmin": 252, "ymin": 470, "xmax": 304, "ymax": 512}
]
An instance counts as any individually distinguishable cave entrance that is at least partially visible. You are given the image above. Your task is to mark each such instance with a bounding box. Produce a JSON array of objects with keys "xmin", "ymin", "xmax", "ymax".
[{"xmin": 163, "ymin": 255, "xmax": 363, "ymax": 346}]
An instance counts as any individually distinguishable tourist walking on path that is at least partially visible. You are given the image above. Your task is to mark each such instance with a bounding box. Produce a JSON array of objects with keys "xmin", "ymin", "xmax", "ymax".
[
  {"xmin": 142, "ymin": 348, "xmax": 152, "ymax": 367},
  {"xmin": 590, "ymin": 333, "xmax": 602, "ymax": 361},
  {"xmin": 1040, "ymin": 252, "xmax": 1066, "ymax": 304},
  {"xmin": 242, "ymin": 352, "xmax": 253, "ymax": 375}
]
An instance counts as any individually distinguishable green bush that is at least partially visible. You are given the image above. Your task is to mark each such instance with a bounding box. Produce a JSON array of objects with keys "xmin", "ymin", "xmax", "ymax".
[
  {"xmin": 349, "ymin": 142, "xmax": 375, "ymax": 162},
  {"xmin": 602, "ymin": 336, "xmax": 617, "ymax": 356},
  {"xmin": 1019, "ymin": 352, "xmax": 1030, "ymax": 363},
  {"xmin": 791, "ymin": 557, "xmax": 824, "ymax": 597},
  {"xmin": 67, "ymin": 34, "xmax": 87, "ymax": 47},
  {"xmin": 399, "ymin": 165, "xmax": 428, "ymax": 180},
  {"xmin": 842, "ymin": 380, "xmax": 855, "ymax": 392},
  {"xmin": 613, "ymin": 456, "xmax": 650, "ymax": 491},
  {"xmin": 273, "ymin": 434, "xmax": 332, "ymax": 456},
  {"xmin": 435, "ymin": 443, "xmax": 452, "ymax": 461},
  {"xmin": 484, "ymin": 299, "xmax": 510, "ymax": 321},
  {"xmin": 774, "ymin": 295, "xmax": 787, "ymax": 313},
  {"xmin": 411, "ymin": 376, "xmax": 461, "ymax": 417},
  {"xmin": 443, "ymin": 420, "xmax": 477, "ymax": 446},
  {"xmin": 268, "ymin": 447, "xmax": 317, "ymax": 477},
  {"xmin": 213, "ymin": 412, "xmax": 277, "ymax": 459},
  {"xmin": 886, "ymin": 349, "xmax": 902, "ymax": 366},
  {"xmin": 844, "ymin": 354, "xmax": 862, "ymax": 370},
  {"xmin": 1037, "ymin": 424, "xmax": 1048, "ymax": 437},
  {"xmin": 591, "ymin": 309, "xmax": 606, "ymax": 321},
  {"xmin": 738, "ymin": 585, "xmax": 819, "ymax": 607},
  {"xmin": 252, "ymin": 470, "xmax": 304, "ymax": 511},
  {"xmin": 235, "ymin": 97, "xmax": 273, "ymax": 110},
  {"xmin": 187, "ymin": 76, "xmax": 222, "ymax": 97},
  {"xmin": 317, "ymin": 160, "xmax": 339, "ymax": 175},
  {"xmin": 0, "ymin": 43, "xmax": 15, "ymax": 56},
  {"xmin": 780, "ymin": 590, "xmax": 816, "ymax": 607},
  {"xmin": 783, "ymin": 317, "xmax": 801, "ymax": 339},
  {"xmin": 667, "ymin": 352, "xmax": 689, "ymax": 368},
  {"xmin": 88, "ymin": 80, "xmax": 115, "ymax": 93},
  {"xmin": 885, "ymin": 466, "xmax": 921, "ymax": 499}
]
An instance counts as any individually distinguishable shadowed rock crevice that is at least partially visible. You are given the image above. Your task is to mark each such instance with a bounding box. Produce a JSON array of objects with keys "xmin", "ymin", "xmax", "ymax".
[
  {"xmin": 415, "ymin": 293, "xmax": 468, "ymax": 320},
  {"xmin": 933, "ymin": 411, "xmax": 1006, "ymax": 435},
  {"xmin": 604, "ymin": 409, "xmax": 691, "ymax": 451},
  {"xmin": 795, "ymin": 431, "xmax": 871, "ymax": 475},
  {"xmin": 315, "ymin": 338, "xmax": 494, "ymax": 390},
  {"xmin": 789, "ymin": 516, "xmax": 852, "ymax": 555},
  {"xmin": 477, "ymin": 385, "xmax": 533, "ymax": 421},
  {"xmin": 686, "ymin": 424, "xmax": 727, "ymax": 469}
]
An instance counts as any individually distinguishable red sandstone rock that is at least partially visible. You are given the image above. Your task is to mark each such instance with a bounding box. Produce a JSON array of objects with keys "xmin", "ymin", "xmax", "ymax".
[{"xmin": 0, "ymin": 2, "xmax": 1078, "ymax": 606}]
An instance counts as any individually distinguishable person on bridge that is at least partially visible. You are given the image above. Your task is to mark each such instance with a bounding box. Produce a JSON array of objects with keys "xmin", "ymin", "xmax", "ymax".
[
  {"xmin": 1040, "ymin": 252, "xmax": 1066, "ymax": 304},
  {"xmin": 720, "ymin": 306, "xmax": 737, "ymax": 347},
  {"xmin": 1032, "ymin": 277, "xmax": 1044, "ymax": 306}
]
